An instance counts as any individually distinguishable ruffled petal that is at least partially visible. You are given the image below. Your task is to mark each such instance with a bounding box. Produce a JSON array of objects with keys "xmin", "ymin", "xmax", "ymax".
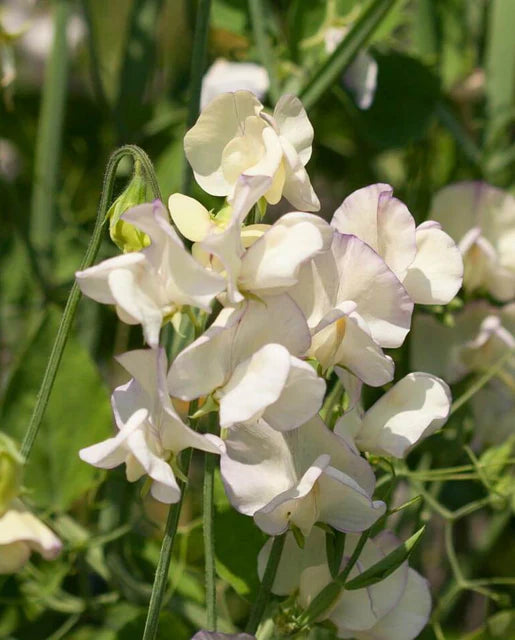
[
  {"xmin": 403, "ymin": 221, "xmax": 463, "ymax": 304},
  {"xmin": 184, "ymin": 91, "xmax": 263, "ymax": 195},
  {"xmin": 332, "ymin": 184, "xmax": 417, "ymax": 280},
  {"xmin": 280, "ymin": 136, "xmax": 320, "ymax": 211},
  {"xmin": 273, "ymin": 94, "xmax": 314, "ymax": 165},
  {"xmin": 356, "ymin": 373, "xmax": 451, "ymax": 458}
]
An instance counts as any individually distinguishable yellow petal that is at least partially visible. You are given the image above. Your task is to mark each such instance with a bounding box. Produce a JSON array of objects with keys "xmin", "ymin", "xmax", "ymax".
[{"xmin": 168, "ymin": 193, "xmax": 213, "ymax": 242}]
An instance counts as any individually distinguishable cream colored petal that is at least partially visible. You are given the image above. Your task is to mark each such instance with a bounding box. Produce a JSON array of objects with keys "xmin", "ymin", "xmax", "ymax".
[
  {"xmin": 168, "ymin": 193, "xmax": 214, "ymax": 242},
  {"xmin": 184, "ymin": 90, "xmax": 263, "ymax": 195},
  {"xmin": 273, "ymin": 94, "xmax": 314, "ymax": 165}
]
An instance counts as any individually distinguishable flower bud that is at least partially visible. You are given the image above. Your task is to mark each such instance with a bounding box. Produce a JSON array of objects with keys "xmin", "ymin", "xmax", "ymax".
[
  {"xmin": 0, "ymin": 434, "xmax": 24, "ymax": 515},
  {"xmin": 107, "ymin": 161, "xmax": 150, "ymax": 252}
]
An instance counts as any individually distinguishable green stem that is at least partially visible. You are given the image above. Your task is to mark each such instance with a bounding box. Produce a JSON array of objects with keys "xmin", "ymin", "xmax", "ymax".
[
  {"xmin": 246, "ymin": 533, "xmax": 286, "ymax": 635},
  {"xmin": 450, "ymin": 350, "xmax": 514, "ymax": 415},
  {"xmin": 30, "ymin": 0, "xmax": 69, "ymax": 268},
  {"xmin": 203, "ymin": 445, "xmax": 217, "ymax": 630},
  {"xmin": 299, "ymin": 0, "xmax": 398, "ymax": 111},
  {"xmin": 248, "ymin": 0, "xmax": 280, "ymax": 103},
  {"xmin": 20, "ymin": 146, "xmax": 161, "ymax": 460},
  {"xmin": 181, "ymin": 0, "xmax": 212, "ymax": 195},
  {"xmin": 141, "ymin": 461, "xmax": 192, "ymax": 640}
]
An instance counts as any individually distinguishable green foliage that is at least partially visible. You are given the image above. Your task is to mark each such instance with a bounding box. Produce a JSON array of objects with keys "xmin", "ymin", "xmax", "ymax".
[{"xmin": 0, "ymin": 306, "xmax": 111, "ymax": 510}]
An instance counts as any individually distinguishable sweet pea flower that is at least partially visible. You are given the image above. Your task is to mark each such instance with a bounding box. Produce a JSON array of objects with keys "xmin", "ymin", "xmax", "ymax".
[
  {"xmin": 200, "ymin": 58, "xmax": 269, "ymax": 108},
  {"xmin": 260, "ymin": 528, "xmax": 431, "ymax": 640},
  {"xmin": 332, "ymin": 184, "xmax": 463, "ymax": 306},
  {"xmin": 429, "ymin": 182, "xmax": 515, "ymax": 301},
  {"xmin": 324, "ymin": 27, "xmax": 378, "ymax": 110},
  {"xmin": 220, "ymin": 416, "xmax": 385, "ymax": 536},
  {"xmin": 76, "ymin": 201, "xmax": 225, "ymax": 347},
  {"xmin": 334, "ymin": 373, "xmax": 451, "ymax": 458},
  {"xmin": 184, "ymin": 90, "xmax": 320, "ymax": 211},
  {"xmin": 168, "ymin": 295, "xmax": 325, "ymax": 431},
  {"xmin": 290, "ymin": 232, "xmax": 413, "ymax": 385},
  {"xmin": 169, "ymin": 175, "xmax": 332, "ymax": 304},
  {"xmin": 412, "ymin": 303, "xmax": 515, "ymax": 445},
  {"xmin": 80, "ymin": 349, "xmax": 220, "ymax": 503},
  {"xmin": 0, "ymin": 499, "xmax": 62, "ymax": 574}
]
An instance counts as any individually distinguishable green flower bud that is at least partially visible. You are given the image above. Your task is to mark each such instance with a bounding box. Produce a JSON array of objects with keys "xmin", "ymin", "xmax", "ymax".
[
  {"xmin": 0, "ymin": 433, "xmax": 24, "ymax": 514},
  {"xmin": 107, "ymin": 160, "xmax": 151, "ymax": 253}
]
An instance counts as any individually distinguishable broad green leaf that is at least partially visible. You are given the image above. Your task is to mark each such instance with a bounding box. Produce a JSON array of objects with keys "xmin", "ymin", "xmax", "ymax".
[
  {"xmin": 299, "ymin": 0, "xmax": 400, "ymax": 111},
  {"xmin": 487, "ymin": 610, "xmax": 515, "ymax": 639},
  {"xmin": 1, "ymin": 306, "xmax": 111, "ymax": 511},
  {"xmin": 213, "ymin": 470, "xmax": 266, "ymax": 598},
  {"xmin": 344, "ymin": 526, "xmax": 425, "ymax": 590},
  {"xmin": 361, "ymin": 53, "xmax": 440, "ymax": 149}
]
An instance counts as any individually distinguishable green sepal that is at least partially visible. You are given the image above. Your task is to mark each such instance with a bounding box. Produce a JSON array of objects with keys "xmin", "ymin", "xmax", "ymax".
[
  {"xmin": 291, "ymin": 523, "xmax": 305, "ymax": 549},
  {"xmin": 190, "ymin": 394, "xmax": 219, "ymax": 420}
]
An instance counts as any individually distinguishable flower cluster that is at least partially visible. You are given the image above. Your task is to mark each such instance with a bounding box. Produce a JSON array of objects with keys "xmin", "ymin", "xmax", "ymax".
[{"xmin": 76, "ymin": 91, "xmax": 464, "ymax": 638}]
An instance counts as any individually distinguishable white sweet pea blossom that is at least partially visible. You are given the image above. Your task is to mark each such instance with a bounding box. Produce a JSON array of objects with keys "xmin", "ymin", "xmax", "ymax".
[
  {"xmin": 332, "ymin": 184, "xmax": 463, "ymax": 305},
  {"xmin": 412, "ymin": 303, "xmax": 515, "ymax": 445},
  {"xmin": 335, "ymin": 373, "xmax": 451, "ymax": 458},
  {"xmin": 201, "ymin": 58, "xmax": 269, "ymax": 108},
  {"xmin": 429, "ymin": 182, "xmax": 515, "ymax": 301},
  {"xmin": 168, "ymin": 175, "xmax": 332, "ymax": 304},
  {"xmin": 261, "ymin": 528, "xmax": 431, "ymax": 640},
  {"xmin": 220, "ymin": 416, "xmax": 385, "ymax": 536},
  {"xmin": 290, "ymin": 232, "xmax": 413, "ymax": 385},
  {"xmin": 76, "ymin": 200, "xmax": 225, "ymax": 347},
  {"xmin": 184, "ymin": 90, "xmax": 320, "ymax": 211},
  {"xmin": 324, "ymin": 27, "xmax": 378, "ymax": 110},
  {"xmin": 0, "ymin": 499, "xmax": 62, "ymax": 574},
  {"xmin": 168, "ymin": 295, "xmax": 325, "ymax": 431},
  {"xmin": 80, "ymin": 349, "xmax": 220, "ymax": 503}
]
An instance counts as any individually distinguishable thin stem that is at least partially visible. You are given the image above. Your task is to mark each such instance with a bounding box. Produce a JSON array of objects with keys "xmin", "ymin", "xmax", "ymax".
[
  {"xmin": 444, "ymin": 522, "xmax": 464, "ymax": 583},
  {"xmin": 203, "ymin": 416, "xmax": 218, "ymax": 631},
  {"xmin": 21, "ymin": 146, "xmax": 160, "ymax": 460},
  {"xmin": 30, "ymin": 0, "xmax": 69, "ymax": 271},
  {"xmin": 181, "ymin": 0, "xmax": 212, "ymax": 195},
  {"xmin": 248, "ymin": 0, "xmax": 280, "ymax": 103},
  {"xmin": 450, "ymin": 350, "xmax": 514, "ymax": 415},
  {"xmin": 141, "ymin": 465, "xmax": 191, "ymax": 640},
  {"xmin": 246, "ymin": 533, "xmax": 286, "ymax": 635}
]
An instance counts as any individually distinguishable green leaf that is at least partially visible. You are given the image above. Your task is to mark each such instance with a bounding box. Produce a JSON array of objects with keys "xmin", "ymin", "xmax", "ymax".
[
  {"xmin": 1, "ymin": 306, "xmax": 111, "ymax": 511},
  {"xmin": 299, "ymin": 0, "xmax": 400, "ymax": 111},
  {"xmin": 326, "ymin": 530, "xmax": 346, "ymax": 579},
  {"xmin": 344, "ymin": 526, "xmax": 426, "ymax": 590},
  {"xmin": 485, "ymin": 0, "xmax": 515, "ymax": 137},
  {"xmin": 213, "ymin": 470, "xmax": 266, "ymax": 598},
  {"xmin": 361, "ymin": 52, "xmax": 440, "ymax": 149}
]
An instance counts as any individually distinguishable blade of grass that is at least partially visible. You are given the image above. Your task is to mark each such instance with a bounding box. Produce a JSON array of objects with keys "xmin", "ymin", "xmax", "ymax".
[
  {"xmin": 248, "ymin": 0, "xmax": 280, "ymax": 103},
  {"xmin": 29, "ymin": 0, "xmax": 69, "ymax": 270},
  {"xmin": 299, "ymin": 0, "xmax": 399, "ymax": 111},
  {"xmin": 181, "ymin": 0, "xmax": 213, "ymax": 195}
]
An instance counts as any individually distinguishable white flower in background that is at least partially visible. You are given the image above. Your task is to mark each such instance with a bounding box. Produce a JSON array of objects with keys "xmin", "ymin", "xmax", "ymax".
[
  {"xmin": 290, "ymin": 232, "xmax": 413, "ymax": 385},
  {"xmin": 169, "ymin": 175, "xmax": 332, "ymax": 303},
  {"xmin": 201, "ymin": 58, "xmax": 269, "ymax": 109},
  {"xmin": 80, "ymin": 349, "xmax": 220, "ymax": 503},
  {"xmin": 0, "ymin": 499, "xmax": 62, "ymax": 574},
  {"xmin": 184, "ymin": 90, "xmax": 320, "ymax": 211},
  {"xmin": 220, "ymin": 416, "xmax": 384, "ymax": 536},
  {"xmin": 168, "ymin": 295, "xmax": 325, "ymax": 431},
  {"xmin": 412, "ymin": 303, "xmax": 515, "ymax": 445},
  {"xmin": 260, "ymin": 528, "xmax": 431, "ymax": 640},
  {"xmin": 332, "ymin": 184, "xmax": 463, "ymax": 306},
  {"xmin": 76, "ymin": 200, "xmax": 226, "ymax": 347},
  {"xmin": 429, "ymin": 182, "xmax": 515, "ymax": 301},
  {"xmin": 324, "ymin": 27, "xmax": 378, "ymax": 110},
  {"xmin": 335, "ymin": 373, "xmax": 451, "ymax": 458}
]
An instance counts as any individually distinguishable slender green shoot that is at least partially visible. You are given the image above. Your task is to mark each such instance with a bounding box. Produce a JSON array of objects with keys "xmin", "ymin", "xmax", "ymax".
[{"xmin": 248, "ymin": 0, "xmax": 280, "ymax": 103}]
